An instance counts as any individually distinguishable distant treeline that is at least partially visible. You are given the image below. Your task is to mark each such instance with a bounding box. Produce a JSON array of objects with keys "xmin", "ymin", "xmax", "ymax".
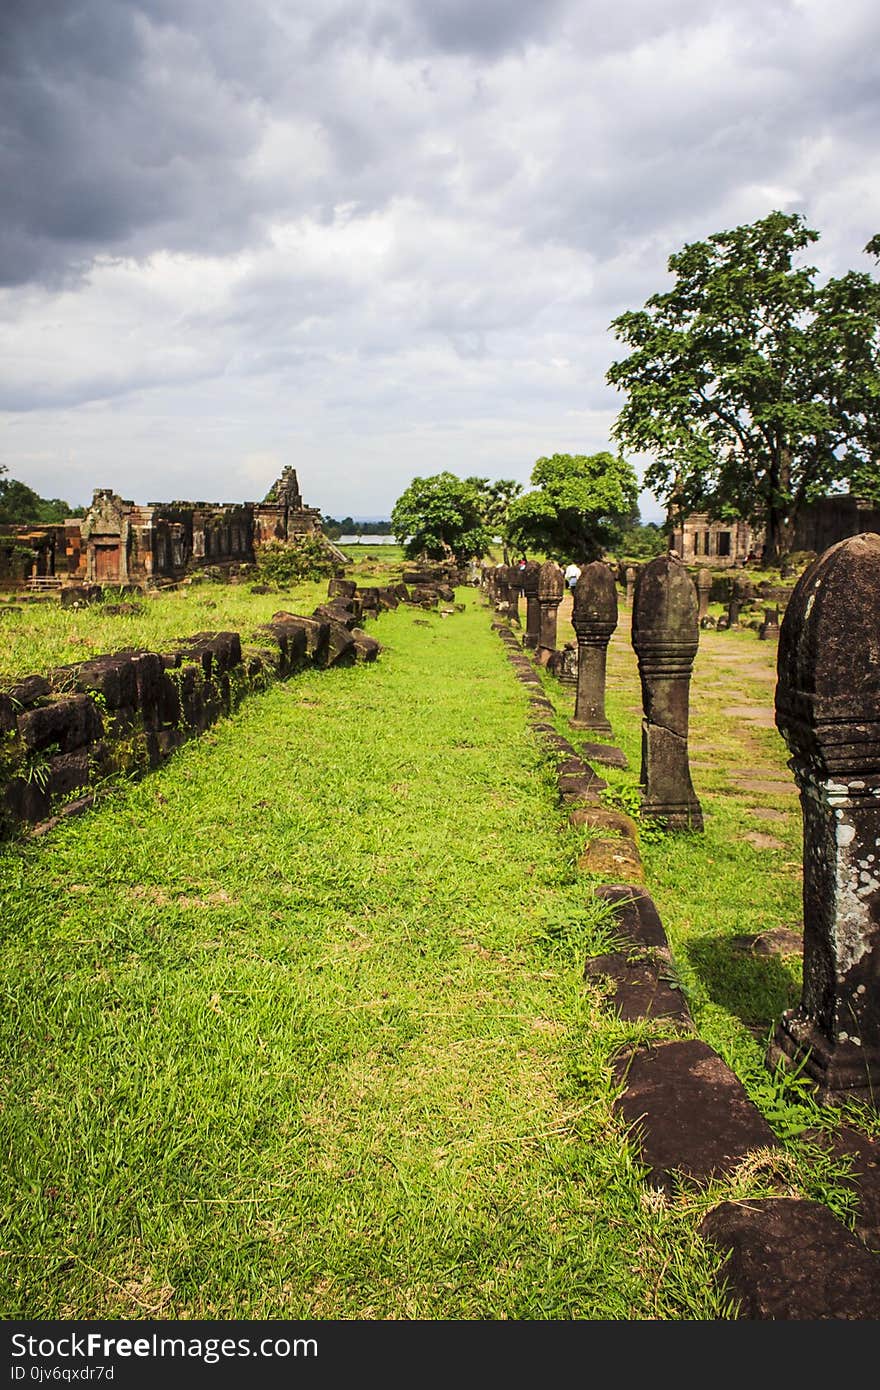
[{"xmin": 322, "ymin": 516, "xmax": 393, "ymax": 539}]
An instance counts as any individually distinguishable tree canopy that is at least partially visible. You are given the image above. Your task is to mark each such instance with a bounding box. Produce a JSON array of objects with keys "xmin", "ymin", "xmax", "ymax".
[
  {"xmin": 0, "ymin": 470, "xmax": 82, "ymax": 525},
  {"xmin": 390, "ymin": 472, "xmax": 491, "ymax": 562},
  {"xmin": 504, "ymin": 452, "xmax": 639, "ymax": 564},
  {"xmin": 464, "ymin": 477, "xmax": 523, "ymax": 563},
  {"xmin": 606, "ymin": 211, "xmax": 880, "ymax": 564}
]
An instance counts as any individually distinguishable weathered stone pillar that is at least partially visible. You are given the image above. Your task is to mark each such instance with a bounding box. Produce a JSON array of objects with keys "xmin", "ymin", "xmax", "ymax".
[
  {"xmin": 493, "ymin": 566, "xmax": 508, "ymax": 610},
  {"xmin": 728, "ymin": 574, "xmax": 751, "ymax": 628},
  {"xmin": 570, "ymin": 562, "xmax": 618, "ymax": 733},
  {"xmin": 537, "ymin": 560, "xmax": 565, "ymax": 662},
  {"xmin": 769, "ymin": 534, "xmax": 880, "ymax": 1105},
  {"xmin": 632, "ymin": 553, "xmax": 703, "ymax": 830},
  {"xmin": 758, "ymin": 606, "xmax": 780, "ymax": 641},
  {"xmin": 522, "ymin": 561, "xmax": 541, "ymax": 648},
  {"xmin": 625, "ymin": 567, "xmax": 637, "ymax": 606},
  {"xmin": 505, "ymin": 565, "xmax": 521, "ymax": 625},
  {"xmin": 697, "ymin": 568, "xmax": 711, "ymax": 622}
]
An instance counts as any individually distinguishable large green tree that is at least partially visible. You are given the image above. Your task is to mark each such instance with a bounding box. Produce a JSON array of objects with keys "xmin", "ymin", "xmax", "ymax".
[
  {"xmin": 606, "ymin": 211, "xmax": 880, "ymax": 565},
  {"xmin": 465, "ymin": 476, "xmax": 523, "ymax": 563},
  {"xmin": 504, "ymin": 452, "xmax": 639, "ymax": 563},
  {"xmin": 0, "ymin": 470, "xmax": 81, "ymax": 525},
  {"xmin": 390, "ymin": 472, "xmax": 491, "ymax": 563}
]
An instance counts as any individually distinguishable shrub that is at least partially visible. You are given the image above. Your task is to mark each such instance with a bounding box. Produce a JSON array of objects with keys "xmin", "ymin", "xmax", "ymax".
[{"xmin": 254, "ymin": 536, "xmax": 336, "ymax": 587}]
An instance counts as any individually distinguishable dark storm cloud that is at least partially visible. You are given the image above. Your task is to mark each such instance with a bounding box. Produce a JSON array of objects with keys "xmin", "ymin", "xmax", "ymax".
[
  {"xmin": 309, "ymin": 0, "xmax": 569, "ymax": 59},
  {"xmin": 2, "ymin": 0, "xmax": 879, "ymax": 514},
  {"xmin": 0, "ymin": 0, "xmax": 279, "ymax": 286},
  {"xmin": 7, "ymin": 0, "xmax": 877, "ymax": 292}
]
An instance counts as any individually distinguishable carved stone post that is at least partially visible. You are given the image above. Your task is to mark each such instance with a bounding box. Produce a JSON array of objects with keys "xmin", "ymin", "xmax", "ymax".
[
  {"xmin": 697, "ymin": 568, "xmax": 711, "ymax": 622},
  {"xmin": 631, "ymin": 553, "xmax": 703, "ymax": 830},
  {"xmin": 625, "ymin": 567, "xmax": 637, "ymax": 606},
  {"xmin": 758, "ymin": 606, "xmax": 780, "ymax": 641},
  {"xmin": 494, "ymin": 566, "xmax": 510, "ymax": 610},
  {"xmin": 537, "ymin": 560, "xmax": 565, "ymax": 663},
  {"xmin": 505, "ymin": 565, "xmax": 521, "ymax": 625},
  {"xmin": 570, "ymin": 562, "xmax": 618, "ymax": 732},
  {"xmin": 769, "ymin": 534, "xmax": 880, "ymax": 1104},
  {"xmin": 522, "ymin": 561, "xmax": 541, "ymax": 649}
]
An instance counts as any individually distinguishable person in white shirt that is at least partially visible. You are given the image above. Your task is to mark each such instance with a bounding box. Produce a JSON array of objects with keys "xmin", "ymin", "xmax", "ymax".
[{"xmin": 564, "ymin": 562, "xmax": 581, "ymax": 590}]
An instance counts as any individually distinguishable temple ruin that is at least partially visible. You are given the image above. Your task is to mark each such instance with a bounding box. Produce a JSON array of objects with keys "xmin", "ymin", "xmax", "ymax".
[{"xmin": 0, "ymin": 467, "xmax": 342, "ymax": 588}]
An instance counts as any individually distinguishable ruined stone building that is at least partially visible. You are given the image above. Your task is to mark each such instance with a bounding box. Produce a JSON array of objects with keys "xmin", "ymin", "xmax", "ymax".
[
  {"xmin": 668, "ymin": 513, "xmax": 753, "ymax": 567},
  {"xmin": 670, "ymin": 493, "xmax": 880, "ymax": 568},
  {"xmin": 0, "ymin": 468, "xmax": 338, "ymax": 588}
]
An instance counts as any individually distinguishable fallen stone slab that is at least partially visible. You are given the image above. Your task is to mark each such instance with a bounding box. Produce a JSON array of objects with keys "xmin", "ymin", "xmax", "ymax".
[
  {"xmin": 730, "ymin": 928, "xmax": 803, "ymax": 958},
  {"xmin": 581, "ymin": 741, "xmax": 629, "ymax": 770},
  {"xmin": 613, "ymin": 1038, "xmax": 780, "ymax": 1192},
  {"xmin": 585, "ymin": 950, "xmax": 692, "ymax": 1026},
  {"xmin": 578, "ymin": 836, "xmax": 644, "ymax": 883},
  {"xmin": 558, "ymin": 771, "xmax": 607, "ymax": 799},
  {"xmin": 700, "ymin": 1198, "xmax": 880, "ymax": 1319},
  {"xmin": 350, "ymin": 628, "xmax": 380, "ymax": 661},
  {"xmin": 593, "ymin": 885, "xmax": 668, "ymax": 950},
  {"xmin": 570, "ymin": 805, "xmax": 639, "ymax": 839}
]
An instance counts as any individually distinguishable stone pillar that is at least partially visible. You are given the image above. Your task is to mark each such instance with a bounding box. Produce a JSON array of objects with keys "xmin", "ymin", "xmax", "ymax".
[
  {"xmin": 505, "ymin": 566, "xmax": 522, "ymax": 625},
  {"xmin": 631, "ymin": 553, "xmax": 703, "ymax": 831},
  {"xmin": 625, "ymin": 567, "xmax": 637, "ymax": 606},
  {"xmin": 768, "ymin": 534, "xmax": 880, "ymax": 1105},
  {"xmin": 537, "ymin": 560, "xmax": 565, "ymax": 662},
  {"xmin": 697, "ymin": 568, "xmax": 711, "ymax": 622},
  {"xmin": 522, "ymin": 562, "xmax": 541, "ymax": 649},
  {"xmin": 570, "ymin": 561, "xmax": 618, "ymax": 733},
  {"xmin": 758, "ymin": 606, "xmax": 780, "ymax": 641}
]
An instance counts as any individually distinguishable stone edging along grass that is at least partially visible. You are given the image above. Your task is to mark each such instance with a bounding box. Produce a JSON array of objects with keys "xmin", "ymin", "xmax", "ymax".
[
  {"xmin": 0, "ymin": 591, "xmax": 390, "ymax": 840},
  {"xmin": 490, "ymin": 610, "xmax": 880, "ymax": 1320}
]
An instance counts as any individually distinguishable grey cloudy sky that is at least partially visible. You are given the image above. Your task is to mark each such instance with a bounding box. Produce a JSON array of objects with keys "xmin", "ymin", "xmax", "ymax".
[{"xmin": 2, "ymin": 0, "xmax": 878, "ymax": 520}]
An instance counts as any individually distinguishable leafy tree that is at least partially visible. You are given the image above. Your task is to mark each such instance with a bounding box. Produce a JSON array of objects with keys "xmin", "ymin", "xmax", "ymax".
[
  {"xmin": 618, "ymin": 519, "xmax": 668, "ymax": 560},
  {"xmin": 465, "ymin": 477, "xmax": 523, "ymax": 563},
  {"xmin": 504, "ymin": 452, "xmax": 639, "ymax": 563},
  {"xmin": 0, "ymin": 473, "xmax": 81, "ymax": 524},
  {"xmin": 607, "ymin": 211, "xmax": 880, "ymax": 565},
  {"xmin": 390, "ymin": 473, "xmax": 491, "ymax": 563}
]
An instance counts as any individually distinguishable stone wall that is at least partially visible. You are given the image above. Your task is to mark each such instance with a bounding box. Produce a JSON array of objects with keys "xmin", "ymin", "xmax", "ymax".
[{"xmin": 0, "ymin": 586, "xmax": 384, "ymax": 839}]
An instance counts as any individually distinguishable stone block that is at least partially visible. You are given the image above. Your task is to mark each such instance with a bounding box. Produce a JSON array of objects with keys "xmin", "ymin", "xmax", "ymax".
[
  {"xmin": 351, "ymin": 628, "xmax": 380, "ymax": 662},
  {"xmin": 3, "ymin": 777, "xmax": 50, "ymax": 823},
  {"xmin": 613, "ymin": 1039, "xmax": 780, "ymax": 1191},
  {"xmin": 17, "ymin": 695, "xmax": 103, "ymax": 754},
  {"xmin": 577, "ymin": 836, "xmax": 645, "ymax": 882},
  {"xmin": 593, "ymin": 885, "xmax": 669, "ymax": 949},
  {"xmin": 699, "ymin": 1198, "xmax": 880, "ymax": 1319},
  {"xmin": 46, "ymin": 749, "xmax": 92, "ymax": 798},
  {"xmin": 581, "ymin": 742, "xmax": 629, "ymax": 770},
  {"xmin": 584, "ymin": 950, "xmax": 692, "ymax": 1025},
  {"xmin": 74, "ymin": 655, "xmax": 139, "ymax": 710},
  {"xmin": 4, "ymin": 675, "xmax": 51, "ymax": 711},
  {"xmin": 322, "ymin": 620, "xmax": 357, "ymax": 667}
]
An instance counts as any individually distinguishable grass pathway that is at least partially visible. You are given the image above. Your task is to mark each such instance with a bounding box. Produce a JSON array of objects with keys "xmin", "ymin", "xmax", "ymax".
[{"xmin": 0, "ymin": 592, "xmax": 732, "ymax": 1320}]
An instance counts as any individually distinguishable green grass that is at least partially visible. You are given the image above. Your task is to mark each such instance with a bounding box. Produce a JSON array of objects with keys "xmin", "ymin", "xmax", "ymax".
[
  {"xmin": 0, "ymin": 590, "xmax": 747, "ymax": 1321},
  {"xmin": 2, "ymin": 581, "xmax": 868, "ymax": 1321},
  {"xmin": 0, "ymin": 579, "xmax": 338, "ymax": 684}
]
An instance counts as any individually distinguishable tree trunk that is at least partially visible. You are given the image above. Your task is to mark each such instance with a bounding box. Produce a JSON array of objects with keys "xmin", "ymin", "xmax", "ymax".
[{"xmin": 763, "ymin": 443, "xmax": 794, "ymax": 568}]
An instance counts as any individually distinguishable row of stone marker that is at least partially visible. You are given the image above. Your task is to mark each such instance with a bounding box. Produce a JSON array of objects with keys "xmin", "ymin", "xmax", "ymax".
[
  {"xmin": 485, "ymin": 554, "xmax": 703, "ymax": 830},
  {"xmin": 486, "ymin": 535, "xmax": 880, "ymax": 1317}
]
